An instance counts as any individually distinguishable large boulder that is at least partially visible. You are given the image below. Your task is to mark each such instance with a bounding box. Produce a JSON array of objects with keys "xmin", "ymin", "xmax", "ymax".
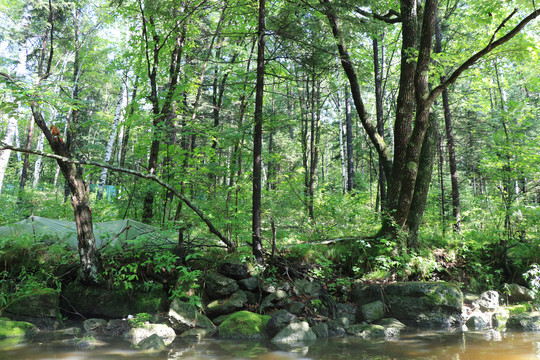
[
  {"xmin": 168, "ymin": 299, "xmax": 215, "ymax": 333},
  {"xmin": 218, "ymin": 262, "xmax": 249, "ymax": 280},
  {"xmin": 351, "ymin": 282, "xmax": 463, "ymax": 327},
  {"xmin": 83, "ymin": 318, "xmax": 107, "ymax": 334},
  {"xmin": 0, "ymin": 318, "xmax": 39, "ymax": 339},
  {"xmin": 238, "ymin": 277, "xmax": 259, "ymax": 291},
  {"xmin": 5, "ymin": 288, "xmax": 59, "ymax": 319},
  {"xmin": 265, "ymin": 310, "xmax": 297, "ymax": 338},
  {"xmin": 218, "ymin": 311, "xmax": 270, "ymax": 339},
  {"xmin": 137, "ymin": 333, "xmax": 166, "ymax": 351},
  {"xmin": 474, "ymin": 290, "xmax": 499, "ymax": 311},
  {"xmin": 346, "ymin": 324, "xmax": 385, "ymax": 339},
  {"xmin": 205, "ymin": 290, "xmax": 248, "ymax": 318},
  {"xmin": 294, "ymin": 279, "xmax": 321, "ymax": 298},
  {"xmin": 505, "ymin": 283, "xmax": 534, "ymax": 303},
  {"xmin": 204, "ymin": 273, "xmax": 239, "ymax": 299},
  {"xmin": 124, "ymin": 323, "xmax": 176, "ymax": 345},
  {"xmin": 62, "ymin": 281, "xmax": 167, "ymax": 318},
  {"xmin": 506, "ymin": 312, "xmax": 540, "ymax": 331},
  {"xmin": 270, "ymin": 321, "xmax": 317, "ymax": 344},
  {"xmin": 359, "ymin": 300, "xmax": 385, "ymax": 322}
]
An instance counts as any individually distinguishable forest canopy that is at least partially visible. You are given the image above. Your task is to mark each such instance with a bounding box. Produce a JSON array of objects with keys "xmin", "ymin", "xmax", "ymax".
[{"xmin": 0, "ymin": 0, "xmax": 538, "ymax": 289}]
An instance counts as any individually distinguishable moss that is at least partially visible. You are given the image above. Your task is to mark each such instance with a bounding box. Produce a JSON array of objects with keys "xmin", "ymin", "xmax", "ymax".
[
  {"xmin": 218, "ymin": 311, "xmax": 271, "ymax": 339},
  {"xmin": 0, "ymin": 318, "xmax": 39, "ymax": 339},
  {"xmin": 506, "ymin": 303, "xmax": 533, "ymax": 315}
]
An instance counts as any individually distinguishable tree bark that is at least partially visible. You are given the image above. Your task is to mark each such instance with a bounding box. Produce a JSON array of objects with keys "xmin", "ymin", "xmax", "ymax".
[
  {"xmin": 252, "ymin": 0, "xmax": 265, "ymax": 263},
  {"xmin": 0, "ymin": 116, "xmax": 17, "ymax": 195},
  {"xmin": 19, "ymin": 114, "xmax": 34, "ymax": 192},
  {"xmin": 373, "ymin": 37, "xmax": 386, "ymax": 208},
  {"xmin": 345, "ymin": 88, "xmax": 354, "ymax": 192},
  {"xmin": 98, "ymin": 80, "xmax": 127, "ymax": 197}
]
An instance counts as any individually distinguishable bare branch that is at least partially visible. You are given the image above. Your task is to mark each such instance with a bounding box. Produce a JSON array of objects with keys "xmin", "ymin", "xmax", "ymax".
[
  {"xmin": 0, "ymin": 143, "xmax": 233, "ymax": 249},
  {"xmin": 356, "ymin": 7, "xmax": 402, "ymax": 23}
]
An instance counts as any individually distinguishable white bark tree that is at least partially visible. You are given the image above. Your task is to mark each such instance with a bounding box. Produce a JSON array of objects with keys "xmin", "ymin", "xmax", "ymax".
[
  {"xmin": 0, "ymin": 116, "xmax": 18, "ymax": 195},
  {"xmin": 98, "ymin": 80, "xmax": 128, "ymax": 194}
]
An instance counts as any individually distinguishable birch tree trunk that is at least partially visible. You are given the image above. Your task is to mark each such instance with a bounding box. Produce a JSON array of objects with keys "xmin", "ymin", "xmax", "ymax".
[
  {"xmin": 98, "ymin": 80, "xmax": 128, "ymax": 196},
  {"xmin": 32, "ymin": 131, "xmax": 45, "ymax": 187},
  {"xmin": 0, "ymin": 116, "xmax": 18, "ymax": 195}
]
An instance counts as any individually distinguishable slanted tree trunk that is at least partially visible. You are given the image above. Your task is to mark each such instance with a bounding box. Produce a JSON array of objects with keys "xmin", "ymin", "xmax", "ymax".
[{"xmin": 252, "ymin": 0, "xmax": 265, "ymax": 263}]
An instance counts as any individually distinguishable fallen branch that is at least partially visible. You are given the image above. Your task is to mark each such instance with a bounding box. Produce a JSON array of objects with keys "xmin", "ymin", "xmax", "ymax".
[{"xmin": 0, "ymin": 142, "xmax": 233, "ymax": 249}]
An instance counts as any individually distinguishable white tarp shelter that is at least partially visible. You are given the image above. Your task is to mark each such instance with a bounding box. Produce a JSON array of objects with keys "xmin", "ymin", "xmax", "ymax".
[{"xmin": 0, "ymin": 216, "xmax": 164, "ymax": 249}]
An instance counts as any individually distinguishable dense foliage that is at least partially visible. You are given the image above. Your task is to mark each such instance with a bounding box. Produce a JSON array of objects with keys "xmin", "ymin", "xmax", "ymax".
[{"xmin": 0, "ymin": 0, "xmax": 538, "ymax": 297}]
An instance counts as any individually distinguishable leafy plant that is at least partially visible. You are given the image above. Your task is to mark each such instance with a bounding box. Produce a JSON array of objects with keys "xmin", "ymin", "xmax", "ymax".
[{"xmin": 128, "ymin": 312, "xmax": 152, "ymax": 328}]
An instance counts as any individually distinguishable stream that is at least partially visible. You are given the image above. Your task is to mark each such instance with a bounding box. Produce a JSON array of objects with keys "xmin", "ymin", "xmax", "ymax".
[{"xmin": 2, "ymin": 329, "xmax": 540, "ymax": 360}]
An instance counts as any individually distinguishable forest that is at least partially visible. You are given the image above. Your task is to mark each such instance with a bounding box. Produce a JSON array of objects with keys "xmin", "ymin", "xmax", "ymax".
[{"xmin": 0, "ymin": 0, "xmax": 539, "ymax": 306}]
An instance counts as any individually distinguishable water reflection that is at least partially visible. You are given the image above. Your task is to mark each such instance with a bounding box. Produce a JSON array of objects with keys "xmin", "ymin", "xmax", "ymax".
[{"xmin": 2, "ymin": 330, "xmax": 540, "ymax": 360}]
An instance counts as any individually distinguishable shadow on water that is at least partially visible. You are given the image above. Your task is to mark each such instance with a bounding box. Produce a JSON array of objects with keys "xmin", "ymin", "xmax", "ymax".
[{"xmin": 2, "ymin": 329, "xmax": 540, "ymax": 360}]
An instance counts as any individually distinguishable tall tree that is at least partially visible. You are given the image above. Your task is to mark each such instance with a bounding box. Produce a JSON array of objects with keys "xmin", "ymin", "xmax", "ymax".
[
  {"xmin": 252, "ymin": 0, "xmax": 265, "ymax": 262},
  {"xmin": 321, "ymin": 0, "xmax": 540, "ymax": 246}
]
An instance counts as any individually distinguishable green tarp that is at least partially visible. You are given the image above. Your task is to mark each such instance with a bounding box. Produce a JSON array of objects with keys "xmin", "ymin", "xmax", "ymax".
[{"xmin": 0, "ymin": 216, "xmax": 165, "ymax": 249}]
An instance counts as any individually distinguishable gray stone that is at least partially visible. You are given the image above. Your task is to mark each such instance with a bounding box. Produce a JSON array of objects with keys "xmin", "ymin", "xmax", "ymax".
[
  {"xmin": 204, "ymin": 273, "xmax": 239, "ymax": 299},
  {"xmin": 137, "ymin": 333, "xmax": 166, "ymax": 351},
  {"xmin": 266, "ymin": 310, "xmax": 297, "ymax": 338},
  {"xmin": 416, "ymin": 312, "xmax": 461, "ymax": 328},
  {"xmin": 328, "ymin": 317, "xmax": 349, "ymax": 330},
  {"xmin": 288, "ymin": 302, "xmax": 305, "ymax": 315},
  {"xmin": 474, "ymin": 290, "xmax": 499, "ymax": 311},
  {"xmin": 105, "ymin": 319, "xmax": 130, "ymax": 337},
  {"xmin": 378, "ymin": 318, "xmax": 406, "ymax": 340},
  {"xmin": 206, "ymin": 290, "xmax": 248, "ymax": 318},
  {"xmin": 238, "ymin": 277, "xmax": 259, "ymax": 291},
  {"xmin": 83, "ymin": 318, "xmax": 107, "ymax": 334},
  {"xmin": 218, "ymin": 262, "xmax": 249, "ymax": 280},
  {"xmin": 179, "ymin": 327, "xmax": 216, "ymax": 341},
  {"xmin": 360, "ymin": 300, "xmax": 385, "ymax": 322},
  {"xmin": 311, "ymin": 323, "xmax": 328, "ymax": 338},
  {"xmin": 261, "ymin": 290, "xmax": 289, "ymax": 311},
  {"xmin": 346, "ymin": 324, "xmax": 385, "ymax": 339},
  {"xmin": 506, "ymin": 283, "xmax": 534, "ymax": 303},
  {"xmin": 270, "ymin": 321, "xmax": 317, "ymax": 343},
  {"xmin": 466, "ymin": 315, "xmax": 488, "ymax": 330},
  {"xmin": 507, "ymin": 312, "xmax": 540, "ymax": 331},
  {"xmin": 124, "ymin": 323, "xmax": 175, "ymax": 345},
  {"xmin": 335, "ymin": 303, "xmax": 357, "ymax": 322},
  {"xmin": 351, "ymin": 282, "xmax": 463, "ymax": 326},
  {"xmin": 492, "ymin": 308, "xmax": 510, "ymax": 329},
  {"xmin": 294, "ymin": 279, "xmax": 321, "ymax": 298},
  {"xmin": 168, "ymin": 299, "xmax": 215, "ymax": 333}
]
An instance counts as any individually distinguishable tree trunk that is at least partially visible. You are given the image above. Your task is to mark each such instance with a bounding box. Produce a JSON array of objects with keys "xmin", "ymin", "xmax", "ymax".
[
  {"xmin": 98, "ymin": 80, "xmax": 127, "ymax": 198},
  {"xmin": 0, "ymin": 116, "xmax": 18, "ymax": 195},
  {"xmin": 373, "ymin": 37, "xmax": 386, "ymax": 208},
  {"xmin": 435, "ymin": 17, "xmax": 461, "ymax": 232},
  {"xmin": 32, "ymin": 131, "xmax": 45, "ymax": 187},
  {"xmin": 407, "ymin": 113, "xmax": 438, "ymax": 248},
  {"xmin": 252, "ymin": 0, "xmax": 265, "ymax": 263},
  {"xmin": 19, "ymin": 114, "xmax": 35, "ymax": 192},
  {"xmin": 345, "ymin": 88, "xmax": 354, "ymax": 192}
]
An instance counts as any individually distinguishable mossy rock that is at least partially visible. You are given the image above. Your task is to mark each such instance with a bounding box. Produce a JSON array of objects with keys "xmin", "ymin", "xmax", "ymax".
[
  {"xmin": 351, "ymin": 282, "xmax": 462, "ymax": 326},
  {"xmin": 506, "ymin": 303, "xmax": 533, "ymax": 316},
  {"xmin": 218, "ymin": 311, "xmax": 271, "ymax": 339},
  {"xmin": 506, "ymin": 312, "xmax": 540, "ymax": 331},
  {"xmin": 5, "ymin": 288, "xmax": 59, "ymax": 319},
  {"xmin": 346, "ymin": 324, "xmax": 385, "ymax": 339},
  {"xmin": 62, "ymin": 281, "xmax": 167, "ymax": 318},
  {"xmin": 0, "ymin": 318, "xmax": 39, "ymax": 339}
]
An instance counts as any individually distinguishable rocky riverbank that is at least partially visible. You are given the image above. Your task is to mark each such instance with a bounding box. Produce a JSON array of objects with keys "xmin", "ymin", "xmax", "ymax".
[{"xmin": 1, "ymin": 262, "xmax": 538, "ymax": 351}]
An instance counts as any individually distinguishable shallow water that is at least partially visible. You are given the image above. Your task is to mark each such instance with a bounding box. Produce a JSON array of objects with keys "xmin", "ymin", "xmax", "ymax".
[{"xmin": 2, "ymin": 329, "xmax": 540, "ymax": 360}]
